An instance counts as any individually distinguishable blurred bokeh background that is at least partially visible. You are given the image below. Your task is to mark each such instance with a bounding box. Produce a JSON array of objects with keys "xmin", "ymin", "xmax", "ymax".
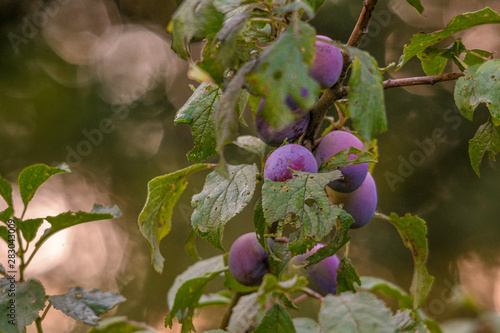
[{"xmin": 1, "ymin": 0, "xmax": 500, "ymax": 331}]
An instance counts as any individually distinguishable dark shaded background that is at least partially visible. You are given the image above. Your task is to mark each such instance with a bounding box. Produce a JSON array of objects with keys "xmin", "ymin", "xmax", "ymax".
[{"xmin": 1, "ymin": 0, "xmax": 500, "ymax": 331}]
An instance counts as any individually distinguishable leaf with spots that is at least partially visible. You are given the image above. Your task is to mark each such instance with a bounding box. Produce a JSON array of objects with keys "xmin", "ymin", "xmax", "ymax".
[
  {"xmin": 318, "ymin": 292, "xmax": 396, "ymax": 333},
  {"xmin": 254, "ymin": 304, "xmax": 296, "ymax": 333},
  {"xmin": 336, "ymin": 257, "xmax": 361, "ymax": 293},
  {"xmin": 18, "ymin": 163, "xmax": 70, "ymax": 212},
  {"xmin": 387, "ymin": 213, "xmax": 434, "ymax": 308},
  {"xmin": 245, "ymin": 22, "xmax": 319, "ymax": 130},
  {"xmin": 191, "ymin": 164, "xmax": 258, "ymax": 250},
  {"xmin": 262, "ymin": 170, "xmax": 344, "ymax": 254},
  {"xmin": 397, "ymin": 7, "xmax": 500, "ymax": 68},
  {"xmin": 49, "ymin": 287, "xmax": 125, "ymax": 326},
  {"xmin": 175, "ymin": 83, "xmax": 222, "ymax": 163},
  {"xmin": 166, "ymin": 255, "xmax": 226, "ymax": 331},
  {"xmin": 139, "ymin": 164, "xmax": 213, "ymax": 273},
  {"xmin": 0, "ymin": 278, "xmax": 46, "ymax": 333},
  {"xmin": 468, "ymin": 120, "xmax": 500, "ymax": 176}
]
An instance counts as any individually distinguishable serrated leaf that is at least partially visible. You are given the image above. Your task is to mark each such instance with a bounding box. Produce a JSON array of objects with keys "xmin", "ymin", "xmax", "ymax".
[
  {"xmin": 139, "ymin": 164, "xmax": 213, "ymax": 273},
  {"xmin": 227, "ymin": 293, "xmax": 264, "ymax": 333},
  {"xmin": 393, "ymin": 309, "xmax": 430, "ymax": 333},
  {"xmin": 0, "ymin": 278, "xmax": 46, "ymax": 333},
  {"xmin": 258, "ymin": 275, "xmax": 308, "ymax": 306},
  {"xmin": 398, "ymin": 8, "xmax": 500, "ymax": 68},
  {"xmin": 359, "ymin": 276, "xmax": 414, "ymax": 309},
  {"xmin": 388, "ymin": 213, "xmax": 434, "ymax": 308},
  {"xmin": 166, "ymin": 256, "xmax": 225, "ymax": 331},
  {"xmin": 254, "ymin": 304, "xmax": 296, "ymax": 333},
  {"xmin": 0, "ymin": 174, "xmax": 13, "ymax": 208},
  {"xmin": 336, "ymin": 258, "xmax": 361, "ymax": 293},
  {"xmin": 49, "ymin": 288, "xmax": 125, "ymax": 326},
  {"xmin": 346, "ymin": 47, "xmax": 387, "ymax": 141},
  {"xmin": 463, "ymin": 49, "xmax": 492, "ymax": 67},
  {"xmin": 16, "ymin": 217, "xmax": 43, "ymax": 243},
  {"xmin": 175, "ymin": 83, "xmax": 221, "ymax": 162},
  {"xmin": 293, "ymin": 318, "xmax": 320, "ymax": 333},
  {"xmin": 185, "ymin": 229, "xmax": 202, "ymax": 261},
  {"xmin": 170, "ymin": 0, "xmax": 224, "ymax": 59},
  {"xmin": 417, "ymin": 48, "xmax": 449, "ymax": 76},
  {"xmin": 191, "ymin": 164, "xmax": 258, "ymax": 250},
  {"xmin": 468, "ymin": 120, "xmax": 500, "ymax": 176},
  {"xmin": 233, "ymin": 135, "xmax": 267, "ymax": 158},
  {"xmin": 318, "ymin": 292, "xmax": 396, "ymax": 333},
  {"xmin": 18, "ymin": 163, "xmax": 70, "ymax": 211},
  {"xmin": 405, "ymin": 0, "xmax": 423, "ymax": 14},
  {"xmin": 36, "ymin": 205, "xmax": 121, "ymax": 248},
  {"xmin": 246, "ymin": 22, "xmax": 319, "ymax": 130},
  {"xmin": 262, "ymin": 170, "xmax": 344, "ymax": 254},
  {"xmin": 89, "ymin": 316, "xmax": 156, "ymax": 333},
  {"xmin": 318, "ymin": 147, "xmax": 377, "ymax": 173}
]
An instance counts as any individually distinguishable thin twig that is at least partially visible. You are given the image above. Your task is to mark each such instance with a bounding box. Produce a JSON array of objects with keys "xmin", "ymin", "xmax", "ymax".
[
  {"xmin": 220, "ymin": 292, "xmax": 243, "ymax": 329},
  {"xmin": 383, "ymin": 72, "xmax": 464, "ymax": 89},
  {"xmin": 347, "ymin": 0, "xmax": 380, "ymax": 47}
]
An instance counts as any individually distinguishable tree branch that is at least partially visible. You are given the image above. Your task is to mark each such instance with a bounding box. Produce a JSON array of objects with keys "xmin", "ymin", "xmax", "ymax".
[
  {"xmin": 301, "ymin": 0, "xmax": 379, "ymax": 148},
  {"xmin": 383, "ymin": 72, "xmax": 464, "ymax": 89}
]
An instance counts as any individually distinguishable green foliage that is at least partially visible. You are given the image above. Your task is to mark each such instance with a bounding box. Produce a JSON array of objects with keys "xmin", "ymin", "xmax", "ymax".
[
  {"xmin": 262, "ymin": 170, "xmax": 343, "ymax": 254},
  {"xmin": 191, "ymin": 164, "xmax": 258, "ymax": 250},
  {"xmin": 138, "ymin": 163, "xmax": 213, "ymax": 273},
  {"xmin": 18, "ymin": 163, "xmax": 70, "ymax": 212},
  {"xmin": 405, "ymin": 0, "xmax": 424, "ymax": 14},
  {"xmin": 336, "ymin": 257, "xmax": 361, "ymax": 293},
  {"xmin": 0, "ymin": 278, "xmax": 46, "ymax": 333},
  {"xmin": 293, "ymin": 318, "xmax": 321, "ymax": 333},
  {"xmin": 359, "ymin": 276, "xmax": 414, "ymax": 309},
  {"xmin": 174, "ymin": 83, "xmax": 221, "ymax": 163},
  {"xmin": 318, "ymin": 146, "xmax": 377, "ymax": 172},
  {"xmin": 233, "ymin": 135, "xmax": 267, "ymax": 158},
  {"xmin": 253, "ymin": 304, "xmax": 295, "ymax": 333},
  {"xmin": 346, "ymin": 47, "xmax": 387, "ymax": 141},
  {"xmin": 245, "ymin": 23, "xmax": 319, "ymax": 130},
  {"xmin": 387, "ymin": 213, "xmax": 434, "ymax": 308},
  {"xmin": 398, "ymin": 7, "xmax": 500, "ymax": 68},
  {"xmin": 49, "ymin": 288, "xmax": 126, "ymax": 326},
  {"xmin": 89, "ymin": 316, "xmax": 156, "ymax": 333},
  {"xmin": 15, "ymin": 217, "xmax": 43, "ymax": 243},
  {"xmin": 0, "ymin": 173, "xmax": 13, "ymax": 209},
  {"xmin": 468, "ymin": 120, "xmax": 500, "ymax": 176}
]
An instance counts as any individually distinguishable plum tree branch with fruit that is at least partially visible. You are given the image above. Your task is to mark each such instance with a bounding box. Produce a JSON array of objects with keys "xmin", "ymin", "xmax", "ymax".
[{"xmin": 137, "ymin": 0, "xmax": 500, "ymax": 332}]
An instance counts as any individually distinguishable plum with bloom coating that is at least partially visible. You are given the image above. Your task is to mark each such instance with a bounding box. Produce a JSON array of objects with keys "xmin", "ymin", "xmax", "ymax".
[
  {"xmin": 228, "ymin": 232, "xmax": 272, "ymax": 286},
  {"xmin": 289, "ymin": 244, "xmax": 340, "ymax": 295},
  {"xmin": 264, "ymin": 144, "xmax": 318, "ymax": 182},
  {"xmin": 309, "ymin": 35, "xmax": 343, "ymax": 88}
]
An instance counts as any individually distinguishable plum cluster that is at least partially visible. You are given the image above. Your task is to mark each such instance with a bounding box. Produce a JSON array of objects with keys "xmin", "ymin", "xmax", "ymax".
[{"xmin": 255, "ymin": 35, "xmax": 343, "ymax": 147}]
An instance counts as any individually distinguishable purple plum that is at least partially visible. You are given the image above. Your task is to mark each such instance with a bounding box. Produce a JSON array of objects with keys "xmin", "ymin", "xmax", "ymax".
[
  {"xmin": 228, "ymin": 232, "xmax": 273, "ymax": 286},
  {"xmin": 309, "ymin": 35, "xmax": 343, "ymax": 89},
  {"xmin": 315, "ymin": 130, "xmax": 369, "ymax": 193},
  {"xmin": 264, "ymin": 144, "xmax": 318, "ymax": 182},
  {"xmin": 289, "ymin": 243, "xmax": 340, "ymax": 295},
  {"xmin": 329, "ymin": 173, "xmax": 378, "ymax": 228}
]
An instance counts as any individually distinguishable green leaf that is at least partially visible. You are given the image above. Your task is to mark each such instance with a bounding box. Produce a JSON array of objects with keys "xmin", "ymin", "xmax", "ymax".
[
  {"xmin": 0, "ymin": 174, "xmax": 13, "ymax": 208},
  {"xmin": 89, "ymin": 316, "xmax": 156, "ymax": 333},
  {"xmin": 233, "ymin": 135, "xmax": 267, "ymax": 158},
  {"xmin": 398, "ymin": 8, "xmax": 500, "ymax": 68},
  {"xmin": 393, "ymin": 309, "xmax": 430, "ymax": 333},
  {"xmin": 213, "ymin": 0, "xmax": 255, "ymax": 13},
  {"xmin": 0, "ymin": 264, "xmax": 6, "ymax": 276},
  {"xmin": 262, "ymin": 170, "xmax": 344, "ymax": 254},
  {"xmin": 278, "ymin": 2, "xmax": 314, "ymax": 18},
  {"xmin": 174, "ymin": 83, "xmax": 221, "ymax": 163},
  {"xmin": 253, "ymin": 198, "xmax": 267, "ymax": 249},
  {"xmin": 36, "ymin": 205, "xmax": 121, "ymax": 248},
  {"xmin": 191, "ymin": 164, "xmax": 258, "ymax": 250},
  {"xmin": 254, "ymin": 304, "xmax": 296, "ymax": 333},
  {"xmin": 302, "ymin": 0, "xmax": 326, "ymax": 14},
  {"xmin": 246, "ymin": 22, "xmax": 319, "ymax": 130},
  {"xmin": 258, "ymin": 275, "xmax": 308, "ymax": 306},
  {"xmin": 169, "ymin": 0, "xmax": 225, "ymax": 59},
  {"xmin": 318, "ymin": 146, "xmax": 377, "ymax": 172},
  {"xmin": 463, "ymin": 49, "xmax": 492, "ymax": 67},
  {"xmin": 405, "ymin": 0, "xmax": 424, "ymax": 14},
  {"xmin": 166, "ymin": 255, "xmax": 226, "ymax": 331},
  {"xmin": 198, "ymin": 292, "xmax": 232, "ymax": 307},
  {"xmin": 227, "ymin": 293, "xmax": 264, "ymax": 333},
  {"xmin": 359, "ymin": 276, "xmax": 414, "ymax": 309},
  {"xmin": 388, "ymin": 213, "xmax": 434, "ymax": 308},
  {"xmin": 417, "ymin": 48, "xmax": 449, "ymax": 76},
  {"xmin": 0, "ymin": 207, "xmax": 13, "ymax": 223},
  {"xmin": 0, "ymin": 278, "xmax": 46, "ymax": 333},
  {"xmin": 49, "ymin": 288, "xmax": 125, "ymax": 326},
  {"xmin": 293, "ymin": 318, "xmax": 320, "ymax": 333},
  {"xmin": 0, "ymin": 226, "xmax": 8, "ymax": 243},
  {"xmin": 336, "ymin": 258, "xmax": 361, "ymax": 293},
  {"xmin": 18, "ymin": 163, "xmax": 70, "ymax": 212},
  {"xmin": 454, "ymin": 64, "xmax": 480, "ymax": 121},
  {"xmin": 185, "ymin": 229, "xmax": 202, "ymax": 261},
  {"xmin": 470, "ymin": 60, "xmax": 500, "ymax": 125},
  {"xmin": 468, "ymin": 120, "xmax": 500, "ymax": 176},
  {"xmin": 305, "ymin": 210, "xmax": 353, "ymax": 265},
  {"xmin": 138, "ymin": 164, "xmax": 213, "ymax": 273},
  {"xmin": 346, "ymin": 47, "xmax": 387, "ymax": 141},
  {"xmin": 16, "ymin": 218, "xmax": 43, "ymax": 243},
  {"xmin": 318, "ymin": 292, "xmax": 396, "ymax": 333}
]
